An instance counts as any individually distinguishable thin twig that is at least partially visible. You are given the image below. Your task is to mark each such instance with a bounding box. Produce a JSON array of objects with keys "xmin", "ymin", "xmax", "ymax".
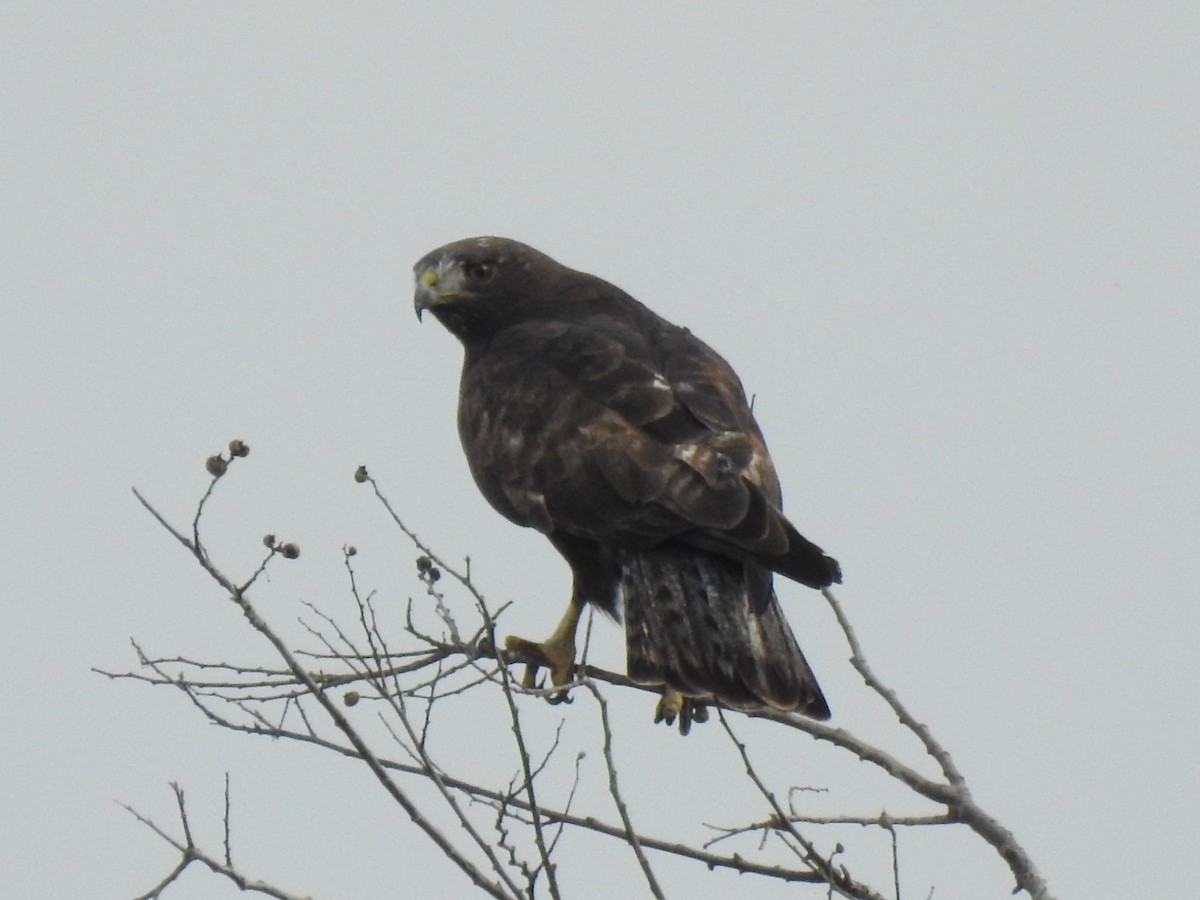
[
  {"xmin": 119, "ymin": 463, "xmax": 1055, "ymax": 900},
  {"xmin": 223, "ymin": 773, "xmax": 233, "ymax": 868},
  {"xmin": 582, "ymin": 680, "xmax": 665, "ymax": 900},
  {"xmin": 121, "ymin": 784, "xmax": 310, "ymax": 900},
  {"xmin": 131, "ymin": 487, "xmax": 520, "ymax": 900},
  {"xmin": 717, "ymin": 709, "xmax": 887, "ymax": 900},
  {"xmin": 823, "ymin": 588, "xmax": 1054, "ymax": 900}
]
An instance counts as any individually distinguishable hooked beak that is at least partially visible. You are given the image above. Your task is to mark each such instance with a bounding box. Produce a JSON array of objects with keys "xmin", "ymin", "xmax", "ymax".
[
  {"xmin": 414, "ymin": 261, "xmax": 467, "ymax": 321},
  {"xmin": 413, "ymin": 267, "xmax": 439, "ymax": 322}
]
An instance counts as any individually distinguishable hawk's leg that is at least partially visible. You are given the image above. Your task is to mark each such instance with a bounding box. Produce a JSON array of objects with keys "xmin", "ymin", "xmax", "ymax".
[
  {"xmin": 504, "ymin": 597, "xmax": 582, "ymax": 699},
  {"xmin": 654, "ymin": 689, "xmax": 710, "ymax": 735}
]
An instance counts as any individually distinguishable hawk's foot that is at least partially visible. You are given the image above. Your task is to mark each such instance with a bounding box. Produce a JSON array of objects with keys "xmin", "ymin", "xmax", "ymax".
[
  {"xmin": 654, "ymin": 689, "xmax": 709, "ymax": 735},
  {"xmin": 504, "ymin": 633, "xmax": 576, "ymax": 702}
]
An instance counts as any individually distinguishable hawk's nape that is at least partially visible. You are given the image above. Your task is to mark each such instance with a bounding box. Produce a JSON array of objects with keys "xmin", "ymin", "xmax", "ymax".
[{"xmin": 413, "ymin": 236, "xmax": 840, "ymax": 731}]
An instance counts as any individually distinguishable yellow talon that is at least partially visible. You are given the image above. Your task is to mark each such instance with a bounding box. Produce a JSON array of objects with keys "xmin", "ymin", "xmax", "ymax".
[
  {"xmin": 655, "ymin": 689, "xmax": 708, "ymax": 735},
  {"xmin": 655, "ymin": 688, "xmax": 684, "ymax": 724},
  {"xmin": 503, "ymin": 599, "xmax": 582, "ymax": 698},
  {"xmin": 504, "ymin": 634, "xmax": 575, "ymax": 688}
]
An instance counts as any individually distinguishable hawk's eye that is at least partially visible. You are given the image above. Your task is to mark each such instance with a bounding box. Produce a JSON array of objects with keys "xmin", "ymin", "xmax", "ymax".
[{"xmin": 464, "ymin": 262, "xmax": 496, "ymax": 284}]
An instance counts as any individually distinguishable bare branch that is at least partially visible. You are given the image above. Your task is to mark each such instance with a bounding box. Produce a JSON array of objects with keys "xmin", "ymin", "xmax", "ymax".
[
  {"xmin": 223, "ymin": 773, "xmax": 233, "ymax": 868},
  {"xmin": 121, "ymin": 784, "xmax": 309, "ymax": 900},
  {"xmin": 115, "ymin": 456, "xmax": 1055, "ymax": 900},
  {"xmin": 717, "ymin": 709, "xmax": 888, "ymax": 900},
  {"xmin": 823, "ymin": 588, "xmax": 1054, "ymax": 900},
  {"xmin": 131, "ymin": 486, "xmax": 520, "ymax": 900},
  {"xmin": 582, "ymin": 680, "xmax": 664, "ymax": 900}
]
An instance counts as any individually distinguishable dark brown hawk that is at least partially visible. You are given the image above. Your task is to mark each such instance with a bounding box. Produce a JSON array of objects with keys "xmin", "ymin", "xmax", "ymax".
[{"xmin": 414, "ymin": 237, "xmax": 841, "ymax": 732}]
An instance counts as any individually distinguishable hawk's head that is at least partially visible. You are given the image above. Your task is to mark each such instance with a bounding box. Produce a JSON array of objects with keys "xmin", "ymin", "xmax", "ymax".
[{"xmin": 414, "ymin": 236, "xmax": 567, "ymax": 343}]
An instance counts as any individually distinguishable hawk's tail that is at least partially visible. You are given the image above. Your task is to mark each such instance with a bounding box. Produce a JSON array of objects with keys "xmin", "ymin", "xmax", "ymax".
[{"xmin": 620, "ymin": 544, "xmax": 830, "ymax": 719}]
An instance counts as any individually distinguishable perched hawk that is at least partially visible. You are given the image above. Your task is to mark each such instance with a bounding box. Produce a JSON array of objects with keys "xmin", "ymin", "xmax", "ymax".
[{"xmin": 414, "ymin": 237, "xmax": 841, "ymax": 732}]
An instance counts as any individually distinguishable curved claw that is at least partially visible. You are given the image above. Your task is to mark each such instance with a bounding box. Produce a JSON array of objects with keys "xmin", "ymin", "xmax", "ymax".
[
  {"xmin": 655, "ymin": 689, "xmax": 709, "ymax": 735},
  {"xmin": 502, "ymin": 598, "xmax": 582, "ymax": 701},
  {"xmin": 504, "ymin": 633, "xmax": 575, "ymax": 701}
]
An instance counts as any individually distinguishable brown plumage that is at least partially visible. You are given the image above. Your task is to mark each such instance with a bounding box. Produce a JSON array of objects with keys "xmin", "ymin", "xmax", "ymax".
[{"xmin": 414, "ymin": 236, "xmax": 840, "ymax": 730}]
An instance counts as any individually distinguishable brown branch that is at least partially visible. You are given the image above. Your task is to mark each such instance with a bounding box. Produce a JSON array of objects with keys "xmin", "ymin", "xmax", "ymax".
[
  {"xmin": 131, "ymin": 486, "xmax": 520, "ymax": 900},
  {"xmin": 122, "ymin": 783, "xmax": 309, "ymax": 900},
  {"xmin": 705, "ymin": 812, "xmax": 954, "ymax": 851},
  {"xmin": 119, "ymin": 660, "xmax": 831, "ymax": 885},
  {"xmin": 822, "ymin": 588, "xmax": 965, "ymax": 788},
  {"xmin": 822, "ymin": 588, "xmax": 1054, "ymax": 900},
  {"xmin": 582, "ymin": 680, "xmax": 665, "ymax": 899},
  {"xmin": 717, "ymin": 709, "xmax": 888, "ymax": 900},
  {"xmin": 117, "ymin": 456, "xmax": 1055, "ymax": 900},
  {"xmin": 471, "ymin": 590, "xmax": 563, "ymax": 900}
]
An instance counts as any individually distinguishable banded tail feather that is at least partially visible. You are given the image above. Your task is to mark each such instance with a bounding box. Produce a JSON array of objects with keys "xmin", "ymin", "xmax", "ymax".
[{"xmin": 620, "ymin": 543, "xmax": 830, "ymax": 719}]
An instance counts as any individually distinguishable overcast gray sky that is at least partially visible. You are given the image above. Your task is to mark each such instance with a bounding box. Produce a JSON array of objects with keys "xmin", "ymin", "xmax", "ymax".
[{"xmin": 2, "ymin": 4, "xmax": 1197, "ymax": 898}]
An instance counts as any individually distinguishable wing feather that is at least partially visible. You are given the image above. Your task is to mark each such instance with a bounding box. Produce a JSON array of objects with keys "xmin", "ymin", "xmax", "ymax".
[{"xmin": 458, "ymin": 315, "xmax": 839, "ymax": 588}]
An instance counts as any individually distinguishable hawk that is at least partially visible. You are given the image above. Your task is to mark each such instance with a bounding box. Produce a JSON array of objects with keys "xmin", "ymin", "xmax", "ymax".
[{"xmin": 414, "ymin": 237, "xmax": 841, "ymax": 732}]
